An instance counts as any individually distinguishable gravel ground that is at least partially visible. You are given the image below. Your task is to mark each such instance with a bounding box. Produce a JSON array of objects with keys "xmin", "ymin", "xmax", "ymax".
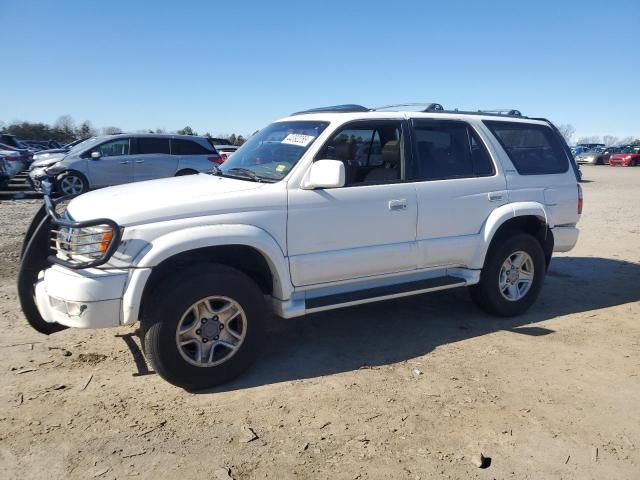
[{"xmin": 0, "ymin": 167, "xmax": 639, "ymax": 479}]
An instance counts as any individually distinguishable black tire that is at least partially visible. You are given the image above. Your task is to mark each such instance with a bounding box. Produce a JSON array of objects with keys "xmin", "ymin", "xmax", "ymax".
[
  {"xmin": 56, "ymin": 171, "xmax": 89, "ymax": 196},
  {"xmin": 631, "ymin": 160, "xmax": 638, "ymax": 167},
  {"xmin": 175, "ymin": 169, "xmax": 198, "ymax": 176},
  {"xmin": 140, "ymin": 264, "xmax": 267, "ymax": 390},
  {"xmin": 469, "ymin": 233, "xmax": 546, "ymax": 317}
]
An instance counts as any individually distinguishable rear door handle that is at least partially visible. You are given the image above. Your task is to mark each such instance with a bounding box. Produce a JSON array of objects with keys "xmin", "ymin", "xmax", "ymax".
[
  {"xmin": 119, "ymin": 161, "xmax": 129, "ymax": 164},
  {"xmin": 135, "ymin": 160, "xmax": 145, "ymax": 164},
  {"xmin": 389, "ymin": 199, "xmax": 408, "ymax": 211},
  {"xmin": 488, "ymin": 192, "xmax": 504, "ymax": 202}
]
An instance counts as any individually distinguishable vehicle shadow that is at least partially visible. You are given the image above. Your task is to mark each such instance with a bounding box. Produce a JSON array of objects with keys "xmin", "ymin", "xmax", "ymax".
[{"xmin": 191, "ymin": 256, "xmax": 640, "ymax": 393}]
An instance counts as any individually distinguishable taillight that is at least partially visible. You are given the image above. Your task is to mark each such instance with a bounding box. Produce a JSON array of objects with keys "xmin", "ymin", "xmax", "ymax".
[
  {"xmin": 208, "ymin": 155, "xmax": 224, "ymax": 164},
  {"xmin": 220, "ymin": 153, "xmax": 228, "ymax": 161},
  {"xmin": 577, "ymin": 184, "xmax": 583, "ymax": 214}
]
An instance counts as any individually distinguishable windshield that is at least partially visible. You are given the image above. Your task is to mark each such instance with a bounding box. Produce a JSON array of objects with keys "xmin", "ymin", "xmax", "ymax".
[
  {"xmin": 218, "ymin": 121, "xmax": 329, "ymax": 181},
  {"xmin": 69, "ymin": 137, "xmax": 101, "ymax": 154}
]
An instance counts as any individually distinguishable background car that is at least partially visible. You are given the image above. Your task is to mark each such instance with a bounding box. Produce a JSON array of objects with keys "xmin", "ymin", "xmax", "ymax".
[
  {"xmin": 609, "ymin": 146, "xmax": 640, "ymax": 166},
  {"xmin": 576, "ymin": 146, "xmax": 611, "ymax": 165},
  {"xmin": 0, "ymin": 147, "xmax": 30, "ymax": 180},
  {"xmin": 29, "ymin": 133, "xmax": 223, "ymax": 195},
  {"xmin": 0, "ymin": 142, "xmax": 34, "ymax": 165},
  {"xmin": 210, "ymin": 138, "xmax": 238, "ymax": 162}
]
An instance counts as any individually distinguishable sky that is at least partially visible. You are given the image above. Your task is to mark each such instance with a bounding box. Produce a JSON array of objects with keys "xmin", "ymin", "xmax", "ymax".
[{"xmin": 1, "ymin": 0, "xmax": 638, "ymax": 141}]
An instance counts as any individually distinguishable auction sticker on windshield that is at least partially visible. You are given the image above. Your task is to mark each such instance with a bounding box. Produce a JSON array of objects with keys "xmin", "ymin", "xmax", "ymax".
[{"xmin": 281, "ymin": 133, "xmax": 315, "ymax": 147}]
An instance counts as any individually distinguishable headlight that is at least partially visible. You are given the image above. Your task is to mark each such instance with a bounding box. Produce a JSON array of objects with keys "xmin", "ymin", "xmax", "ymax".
[
  {"xmin": 45, "ymin": 163, "xmax": 65, "ymax": 175},
  {"xmin": 54, "ymin": 225, "xmax": 116, "ymax": 263}
]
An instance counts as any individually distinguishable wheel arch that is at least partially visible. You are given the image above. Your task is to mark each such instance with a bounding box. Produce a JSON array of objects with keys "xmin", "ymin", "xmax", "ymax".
[
  {"xmin": 471, "ymin": 202, "xmax": 553, "ymax": 269},
  {"xmin": 56, "ymin": 169, "xmax": 90, "ymax": 192},
  {"xmin": 123, "ymin": 224, "xmax": 292, "ymax": 325}
]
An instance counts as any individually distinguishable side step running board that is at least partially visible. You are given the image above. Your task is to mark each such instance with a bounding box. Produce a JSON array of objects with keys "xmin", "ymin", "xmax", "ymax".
[{"xmin": 305, "ymin": 275, "xmax": 466, "ymax": 312}]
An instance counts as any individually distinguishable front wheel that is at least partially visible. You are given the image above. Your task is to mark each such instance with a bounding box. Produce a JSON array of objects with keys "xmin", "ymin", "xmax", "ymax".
[
  {"xmin": 141, "ymin": 265, "xmax": 267, "ymax": 390},
  {"xmin": 469, "ymin": 234, "xmax": 546, "ymax": 317},
  {"xmin": 57, "ymin": 171, "xmax": 89, "ymax": 196}
]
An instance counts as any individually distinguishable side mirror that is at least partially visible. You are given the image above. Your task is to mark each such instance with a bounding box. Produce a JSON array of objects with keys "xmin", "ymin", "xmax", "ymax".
[
  {"xmin": 302, "ymin": 159, "xmax": 345, "ymax": 190},
  {"xmin": 90, "ymin": 151, "xmax": 101, "ymax": 160}
]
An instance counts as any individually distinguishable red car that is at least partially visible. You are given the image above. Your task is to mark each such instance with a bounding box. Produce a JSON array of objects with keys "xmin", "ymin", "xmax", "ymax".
[{"xmin": 609, "ymin": 146, "xmax": 640, "ymax": 166}]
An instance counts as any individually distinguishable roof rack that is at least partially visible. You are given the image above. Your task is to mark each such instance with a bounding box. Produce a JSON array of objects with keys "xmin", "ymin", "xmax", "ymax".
[
  {"xmin": 290, "ymin": 103, "xmax": 526, "ymax": 119},
  {"xmin": 372, "ymin": 103, "xmax": 444, "ymax": 112},
  {"xmin": 291, "ymin": 104, "xmax": 370, "ymax": 116},
  {"xmin": 477, "ymin": 109, "xmax": 522, "ymax": 117}
]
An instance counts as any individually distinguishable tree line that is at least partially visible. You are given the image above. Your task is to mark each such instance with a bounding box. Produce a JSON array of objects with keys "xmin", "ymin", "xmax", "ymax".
[
  {"xmin": 0, "ymin": 116, "xmax": 248, "ymax": 146},
  {"xmin": 555, "ymin": 124, "xmax": 639, "ymax": 146}
]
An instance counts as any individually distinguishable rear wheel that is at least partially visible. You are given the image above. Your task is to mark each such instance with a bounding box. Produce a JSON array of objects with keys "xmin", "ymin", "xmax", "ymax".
[
  {"xmin": 631, "ymin": 160, "xmax": 638, "ymax": 167},
  {"xmin": 469, "ymin": 234, "xmax": 546, "ymax": 317},
  {"xmin": 141, "ymin": 265, "xmax": 266, "ymax": 390}
]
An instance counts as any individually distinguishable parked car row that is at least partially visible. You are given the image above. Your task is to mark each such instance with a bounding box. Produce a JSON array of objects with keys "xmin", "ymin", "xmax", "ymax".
[
  {"xmin": 28, "ymin": 134, "xmax": 226, "ymax": 195},
  {"xmin": 0, "ymin": 139, "xmax": 34, "ymax": 189},
  {"xmin": 576, "ymin": 145, "xmax": 640, "ymax": 166}
]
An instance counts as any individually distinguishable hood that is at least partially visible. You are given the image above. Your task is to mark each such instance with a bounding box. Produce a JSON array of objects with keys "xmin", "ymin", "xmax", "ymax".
[
  {"xmin": 66, "ymin": 173, "xmax": 268, "ymax": 226},
  {"xmin": 31, "ymin": 153, "xmax": 66, "ymax": 168}
]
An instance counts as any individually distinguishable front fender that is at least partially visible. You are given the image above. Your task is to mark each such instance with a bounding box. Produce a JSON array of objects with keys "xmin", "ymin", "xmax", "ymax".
[
  {"xmin": 121, "ymin": 224, "xmax": 293, "ymax": 325},
  {"xmin": 469, "ymin": 202, "xmax": 548, "ymax": 269}
]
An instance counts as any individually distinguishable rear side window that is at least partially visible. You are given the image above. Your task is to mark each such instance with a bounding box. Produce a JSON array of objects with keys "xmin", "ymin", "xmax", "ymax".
[
  {"xmin": 137, "ymin": 137, "xmax": 170, "ymax": 155},
  {"xmin": 484, "ymin": 121, "xmax": 569, "ymax": 175},
  {"xmin": 409, "ymin": 120, "xmax": 494, "ymax": 181},
  {"xmin": 172, "ymin": 139, "xmax": 213, "ymax": 155}
]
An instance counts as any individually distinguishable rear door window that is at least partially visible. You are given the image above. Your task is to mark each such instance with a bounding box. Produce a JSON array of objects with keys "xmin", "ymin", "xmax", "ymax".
[
  {"xmin": 409, "ymin": 120, "xmax": 494, "ymax": 181},
  {"xmin": 136, "ymin": 137, "xmax": 171, "ymax": 155},
  {"xmin": 172, "ymin": 139, "xmax": 214, "ymax": 155},
  {"xmin": 483, "ymin": 121, "xmax": 569, "ymax": 175}
]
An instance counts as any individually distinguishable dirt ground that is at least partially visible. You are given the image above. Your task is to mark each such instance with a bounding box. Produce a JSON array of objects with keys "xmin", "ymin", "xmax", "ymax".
[{"xmin": 0, "ymin": 166, "xmax": 639, "ymax": 480}]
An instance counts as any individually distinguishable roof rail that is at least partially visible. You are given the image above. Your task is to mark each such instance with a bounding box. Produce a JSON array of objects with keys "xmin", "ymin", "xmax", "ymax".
[
  {"xmin": 291, "ymin": 104, "xmax": 370, "ymax": 116},
  {"xmin": 477, "ymin": 109, "xmax": 522, "ymax": 117},
  {"xmin": 372, "ymin": 102, "xmax": 444, "ymax": 112}
]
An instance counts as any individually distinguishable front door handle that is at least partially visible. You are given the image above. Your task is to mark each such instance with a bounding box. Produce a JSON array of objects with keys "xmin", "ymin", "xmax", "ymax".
[
  {"xmin": 119, "ymin": 161, "xmax": 129, "ymax": 164},
  {"xmin": 135, "ymin": 160, "xmax": 145, "ymax": 164},
  {"xmin": 389, "ymin": 199, "xmax": 408, "ymax": 211}
]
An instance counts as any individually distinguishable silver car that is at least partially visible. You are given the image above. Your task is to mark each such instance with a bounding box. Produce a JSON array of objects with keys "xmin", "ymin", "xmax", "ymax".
[{"xmin": 29, "ymin": 134, "xmax": 223, "ymax": 195}]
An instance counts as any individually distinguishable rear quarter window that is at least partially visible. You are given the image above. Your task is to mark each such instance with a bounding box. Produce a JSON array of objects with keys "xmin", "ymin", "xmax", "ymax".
[
  {"xmin": 484, "ymin": 121, "xmax": 569, "ymax": 175},
  {"xmin": 172, "ymin": 139, "xmax": 214, "ymax": 155}
]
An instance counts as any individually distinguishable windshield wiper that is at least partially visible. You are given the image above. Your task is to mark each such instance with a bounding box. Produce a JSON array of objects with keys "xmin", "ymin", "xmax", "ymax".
[{"xmin": 225, "ymin": 167, "xmax": 278, "ymax": 183}]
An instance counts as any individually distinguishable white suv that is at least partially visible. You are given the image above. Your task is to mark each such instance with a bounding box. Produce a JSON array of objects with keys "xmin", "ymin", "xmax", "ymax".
[{"xmin": 18, "ymin": 104, "xmax": 582, "ymax": 389}]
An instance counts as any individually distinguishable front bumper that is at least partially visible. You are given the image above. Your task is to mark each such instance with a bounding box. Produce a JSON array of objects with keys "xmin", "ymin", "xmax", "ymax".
[
  {"xmin": 552, "ymin": 226, "xmax": 579, "ymax": 252},
  {"xmin": 34, "ymin": 265, "xmax": 129, "ymax": 328}
]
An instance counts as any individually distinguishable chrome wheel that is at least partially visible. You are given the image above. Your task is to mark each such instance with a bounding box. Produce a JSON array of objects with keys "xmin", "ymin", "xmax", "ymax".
[
  {"xmin": 498, "ymin": 251, "xmax": 534, "ymax": 302},
  {"xmin": 59, "ymin": 175, "xmax": 85, "ymax": 195},
  {"xmin": 175, "ymin": 296, "xmax": 247, "ymax": 367}
]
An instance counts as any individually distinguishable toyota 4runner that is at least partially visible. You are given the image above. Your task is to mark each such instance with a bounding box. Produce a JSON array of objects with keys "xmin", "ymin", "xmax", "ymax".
[{"xmin": 18, "ymin": 103, "xmax": 582, "ymax": 390}]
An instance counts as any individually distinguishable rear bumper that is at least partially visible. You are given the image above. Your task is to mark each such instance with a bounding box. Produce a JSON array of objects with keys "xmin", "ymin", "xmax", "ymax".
[
  {"xmin": 34, "ymin": 265, "xmax": 129, "ymax": 328},
  {"xmin": 552, "ymin": 226, "xmax": 579, "ymax": 252}
]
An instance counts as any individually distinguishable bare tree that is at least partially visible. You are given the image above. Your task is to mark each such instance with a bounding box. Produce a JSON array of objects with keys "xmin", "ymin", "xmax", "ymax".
[
  {"xmin": 556, "ymin": 124, "xmax": 575, "ymax": 144},
  {"xmin": 617, "ymin": 136, "xmax": 635, "ymax": 146},
  {"xmin": 602, "ymin": 135, "xmax": 619, "ymax": 146},
  {"xmin": 576, "ymin": 136, "xmax": 602, "ymax": 144},
  {"xmin": 103, "ymin": 126, "xmax": 122, "ymax": 135}
]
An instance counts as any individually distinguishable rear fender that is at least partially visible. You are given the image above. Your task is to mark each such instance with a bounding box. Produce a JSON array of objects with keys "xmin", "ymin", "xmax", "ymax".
[{"xmin": 469, "ymin": 202, "xmax": 548, "ymax": 269}]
